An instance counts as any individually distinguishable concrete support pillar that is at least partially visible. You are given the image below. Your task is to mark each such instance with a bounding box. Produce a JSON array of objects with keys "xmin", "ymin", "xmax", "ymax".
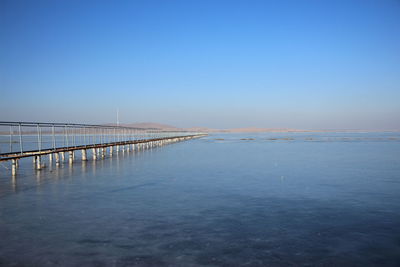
[
  {"xmin": 92, "ymin": 148, "xmax": 97, "ymax": 160},
  {"xmin": 82, "ymin": 149, "xmax": 87, "ymax": 161},
  {"xmin": 101, "ymin": 148, "xmax": 105, "ymax": 158},
  {"xmin": 11, "ymin": 159, "xmax": 17, "ymax": 176},
  {"xmin": 126, "ymin": 144, "xmax": 130, "ymax": 152},
  {"xmin": 49, "ymin": 153, "xmax": 53, "ymax": 164},
  {"xmin": 36, "ymin": 156, "xmax": 42, "ymax": 170},
  {"xmin": 116, "ymin": 145, "xmax": 119, "ymax": 153},
  {"xmin": 55, "ymin": 153, "xmax": 60, "ymax": 165},
  {"xmin": 61, "ymin": 152, "xmax": 65, "ymax": 161},
  {"xmin": 69, "ymin": 151, "xmax": 74, "ymax": 164},
  {"xmin": 110, "ymin": 146, "xmax": 113, "ymax": 156}
]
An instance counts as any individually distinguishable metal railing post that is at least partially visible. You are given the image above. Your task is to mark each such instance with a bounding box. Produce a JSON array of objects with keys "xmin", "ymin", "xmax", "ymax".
[
  {"xmin": 37, "ymin": 124, "xmax": 41, "ymax": 152},
  {"xmin": 18, "ymin": 123, "xmax": 23, "ymax": 154},
  {"xmin": 52, "ymin": 124, "xmax": 56, "ymax": 150},
  {"xmin": 9, "ymin": 125, "xmax": 13, "ymax": 152}
]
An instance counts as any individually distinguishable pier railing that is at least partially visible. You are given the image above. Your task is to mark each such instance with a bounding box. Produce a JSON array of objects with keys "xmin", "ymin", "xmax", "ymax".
[{"xmin": 0, "ymin": 121, "xmax": 206, "ymax": 170}]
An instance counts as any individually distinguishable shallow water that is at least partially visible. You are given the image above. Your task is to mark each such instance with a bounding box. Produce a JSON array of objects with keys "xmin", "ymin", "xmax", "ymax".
[{"xmin": 0, "ymin": 132, "xmax": 400, "ymax": 266}]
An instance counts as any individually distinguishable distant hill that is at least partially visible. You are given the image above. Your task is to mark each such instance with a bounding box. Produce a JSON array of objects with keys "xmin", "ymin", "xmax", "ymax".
[
  {"xmin": 122, "ymin": 122, "xmax": 180, "ymax": 130},
  {"xmin": 185, "ymin": 127, "xmax": 219, "ymax": 132},
  {"xmin": 220, "ymin": 127, "xmax": 309, "ymax": 133},
  {"xmin": 105, "ymin": 122, "xmax": 180, "ymax": 130},
  {"xmin": 108, "ymin": 123, "xmax": 308, "ymax": 133}
]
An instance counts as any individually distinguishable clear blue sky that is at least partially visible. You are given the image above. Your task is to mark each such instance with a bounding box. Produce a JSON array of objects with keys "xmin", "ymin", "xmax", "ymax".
[{"xmin": 1, "ymin": 0, "xmax": 399, "ymax": 129}]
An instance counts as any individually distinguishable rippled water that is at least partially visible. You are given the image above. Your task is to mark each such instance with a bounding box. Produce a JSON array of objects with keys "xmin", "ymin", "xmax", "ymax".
[{"xmin": 0, "ymin": 132, "xmax": 400, "ymax": 266}]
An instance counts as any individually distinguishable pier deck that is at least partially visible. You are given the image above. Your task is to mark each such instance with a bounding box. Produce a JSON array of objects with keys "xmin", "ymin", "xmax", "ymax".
[{"xmin": 0, "ymin": 121, "xmax": 206, "ymax": 175}]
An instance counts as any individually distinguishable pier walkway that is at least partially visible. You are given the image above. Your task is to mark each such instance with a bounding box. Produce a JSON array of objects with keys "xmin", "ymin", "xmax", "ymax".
[{"xmin": 0, "ymin": 121, "xmax": 206, "ymax": 175}]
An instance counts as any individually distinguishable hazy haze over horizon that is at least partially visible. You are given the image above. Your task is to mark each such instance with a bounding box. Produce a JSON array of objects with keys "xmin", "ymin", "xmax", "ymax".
[{"xmin": 1, "ymin": 0, "xmax": 399, "ymax": 130}]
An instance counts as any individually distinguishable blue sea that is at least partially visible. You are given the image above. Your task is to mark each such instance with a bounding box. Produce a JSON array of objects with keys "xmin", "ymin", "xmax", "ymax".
[{"xmin": 0, "ymin": 132, "xmax": 400, "ymax": 266}]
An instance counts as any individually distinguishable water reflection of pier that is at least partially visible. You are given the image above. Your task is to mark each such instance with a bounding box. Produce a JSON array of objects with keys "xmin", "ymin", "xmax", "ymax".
[{"xmin": 0, "ymin": 121, "xmax": 206, "ymax": 176}]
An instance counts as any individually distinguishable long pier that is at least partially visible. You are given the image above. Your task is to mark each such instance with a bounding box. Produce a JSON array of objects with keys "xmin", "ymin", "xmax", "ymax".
[{"xmin": 0, "ymin": 121, "xmax": 206, "ymax": 175}]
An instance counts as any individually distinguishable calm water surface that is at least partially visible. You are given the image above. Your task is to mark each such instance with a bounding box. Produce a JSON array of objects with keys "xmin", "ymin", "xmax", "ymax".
[{"xmin": 0, "ymin": 133, "xmax": 400, "ymax": 266}]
